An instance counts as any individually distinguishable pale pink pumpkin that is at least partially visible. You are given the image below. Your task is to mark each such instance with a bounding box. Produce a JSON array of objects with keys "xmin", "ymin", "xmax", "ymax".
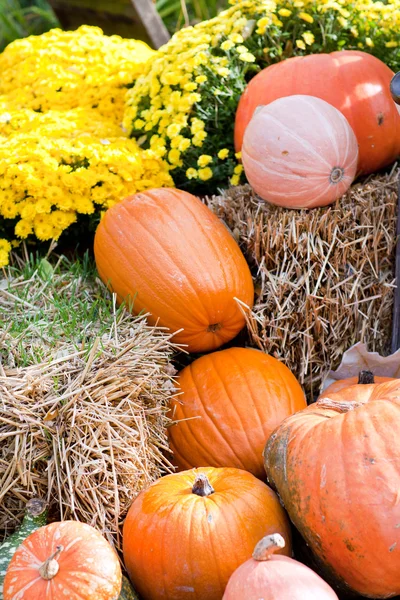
[
  {"xmin": 223, "ymin": 534, "xmax": 339, "ymax": 600},
  {"xmin": 242, "ymin": 95, "xmax": 359, "ymax": 209}
]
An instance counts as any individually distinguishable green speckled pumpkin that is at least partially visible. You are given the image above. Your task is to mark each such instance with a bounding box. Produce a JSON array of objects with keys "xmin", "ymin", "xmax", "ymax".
[{"xmin": 119, "ymin": 575, "xmax": 140, "ymax": 600}]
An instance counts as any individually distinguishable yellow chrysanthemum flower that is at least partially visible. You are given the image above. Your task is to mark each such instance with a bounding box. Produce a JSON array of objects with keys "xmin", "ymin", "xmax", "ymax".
[
  {"xmin": 198, "ymin": 155, "xmax": 213, "ymax": 167},
  {"xmin": 298, "ymin": 11, "xmax": 314, "ymax": 22},
  {"xmin": 198, "ymin": 167, "xmax": 213, "ymax": 181}
]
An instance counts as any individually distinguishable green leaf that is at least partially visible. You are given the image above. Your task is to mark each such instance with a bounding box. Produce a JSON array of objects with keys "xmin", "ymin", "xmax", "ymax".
[{"xmin": 38, "ymin": 258, "xmax": 54, "ymax": 280}]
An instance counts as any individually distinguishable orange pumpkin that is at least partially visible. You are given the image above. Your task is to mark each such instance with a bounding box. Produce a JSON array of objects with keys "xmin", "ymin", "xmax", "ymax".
[
  {"xmin": 242, "ymin": 95, "xmax": 358, "ymax": 209},
  {"xmin": 3, "ymin": 521, "xmax": 122, "ymax": 600},
  {"xmin": 94, "ymin": 188, "xmax": 254, "ymax": 353},
  {"xmin": 123, "ymin": 467, "xmax": 292, "ymax": 600},
  {"xmin": 223, "ymin": 534, "xmax": 339, "ymax": 599},
  {"xmin": 168, "ymin": 347, "xmax": 306, "ymax": 479},
  {"xmin": 235, "ymin": 50, "xmax": 400, "ymax": 174},
  {"xmin": 320, "ymin": 371, "xmax": 394, "ymax": 397},
  {"xmin": 264, "ymin": 374, "xmax": 400, "ymax": 598}
]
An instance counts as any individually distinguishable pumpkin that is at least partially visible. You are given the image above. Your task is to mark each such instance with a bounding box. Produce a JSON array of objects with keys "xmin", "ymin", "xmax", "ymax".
[
  {"xmin": 168, "ymin": 347, "xmax": 306, "ymax": 479},
  {"xmin": 320, "ymin": 371, "xmax": 394, "ymax": 398},
  {"xmin": 123, "ymin": 467, "xmax": 291, "ymax": 600},
  {"xmin": 0, "ymin": 498, "xmax": 47, "ymax": 600},
  {"xmin": 3, "ymin": 521, "xmax": 122, "ymax": 600},
  {"xmin": 119, "ymin": 576, "xmax": 140, "ymax": 600},
  {"xmin": 223, "ymin": 533, "xmax": 339, "ymax": 599},
  {"xmin": 94, "ymin": 188, "xmax": 254, "ymax": 353},
  {"xmin": 263, "ymin": 373, "xmax": 400, "ymax": 598},
  {"xmin": 235, "ymin": 50, "xmax": 400, "ymax": 174},
  {"xmin": 241, "ymin": 95, "xmax": 358, "ymax": 209}
]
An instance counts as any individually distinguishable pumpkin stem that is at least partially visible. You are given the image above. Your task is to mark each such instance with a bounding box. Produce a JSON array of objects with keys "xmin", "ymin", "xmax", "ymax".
[
  {"xmin": 26, "ymin": 498, "xmax": 47, "ymax": 517},
  {"xmin": 358, "ymin": 370, "xmax": 375, "ymax": 384},
  {"xmin": 252, "ymin": 534, "xmax": 286, "ymax": 561},
  {"xmin": 207, "ymin": 323, "xmax": 222, "ymax": 333},
  {"xmin": 38, "ymin": 545, "xmax": 63, "ymax": 580},
  {"xmin": 192, "ymin": 473, "xmax": 215, "ymax": 497}
]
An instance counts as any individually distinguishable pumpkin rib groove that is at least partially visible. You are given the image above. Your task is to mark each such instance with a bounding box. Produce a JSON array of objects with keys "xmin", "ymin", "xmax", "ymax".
[
  {"xmin": 154, "ymin": 198, "xmax": 226, "ymax": 326},
  {"xmin": 158, "ymin": 492, "xmax": 183, "ymax": 599},
  {"xmin": 188, "ymin": 365, "xmax": 247, "ymax": 469},
  {"xmin": 97, "ymin": 221, "xmax": 197, "ymax": 329},
  {"xmin": 202, "ymin": 498, "xmax": 226, "ymax": 597},
  {"xmin": 172, "ymin": 369, "xmax": 240, "ymax": 470},
  {"xmin": 170, "ymin": 190, "xmax": 252, "ymax": 324},
  {"xmin": 301, "ymin": 95, "xmax": 341, "ymax": 165},
  {"xmin": 236, "ymin": 358, "xmax": 267, "ymax": 441},
  {"xmin": 8, "ymin": 574, "xmax": 42, "ymax": 599},
  {"xmin": 179, "ymin": 493, "xmax": 199, "ymax": 600},
  {"xmin": 118, "ymin": 206, "xmax": 211, "ymax": 326},
  {"xmin": 227, "ymin": 352, "xmax": 268, "ymax": 463},
  {"xmin": 208, "ymin": 355, "xmax": 260, "ymax": 467},
  {"xmin": 173, "ymin": 365, "xmax": 240, "ymax": 468},
  {"xmin": 173, "ymin": 195, "xmax": 238, "ymax": 299}
]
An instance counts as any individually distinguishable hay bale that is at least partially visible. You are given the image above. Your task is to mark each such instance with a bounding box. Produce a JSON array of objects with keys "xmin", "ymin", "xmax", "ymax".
[
  {"xmin": 207, "ymin": 168, "xmax": 398, "ymax": 401},
  {"xmin": 0, "ymin": 310, "xmax": 178, "ymax": 550}
]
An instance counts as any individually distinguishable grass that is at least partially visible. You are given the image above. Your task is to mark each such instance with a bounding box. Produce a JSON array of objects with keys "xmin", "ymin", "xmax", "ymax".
[
  {"xmin": 155, "ymin": 0, "xmax": 228, "ymax": 32},
  {"xmin": 0, "ymin": 249, "xmax": 120, "ymax": 367},
  {"xmin": 0, "ymin": 0, "xmax": 59, "ymax": 52}
]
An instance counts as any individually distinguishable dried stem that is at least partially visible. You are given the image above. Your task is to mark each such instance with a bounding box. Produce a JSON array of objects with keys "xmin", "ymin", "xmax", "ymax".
[
  {"xmin": 39, "ymin": 545, "xmax": 63, "ymax": 580},
  {"xmin": 358, "ymin": 370, "xmax": 375, "ymax": 384},
  {"xmin": 252, "ymin": 534, "xmax": 286, "ymax": 561},
  {"xmin": 192, "ymin": 473, "xmax": 215, "ymax": 497}
]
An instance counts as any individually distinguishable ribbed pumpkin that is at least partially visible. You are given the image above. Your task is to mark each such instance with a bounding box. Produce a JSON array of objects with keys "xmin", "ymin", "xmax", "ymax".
[
  {"xmin": 94, "ymin": 188, "xmax": 254, "ymax": 353},
  {"xmin": 223, "ymin": 534, "xmax": 339, "ymax": 600},
  {"xmin": 168, "ymin": 347, "xmax": 306, "ymax": 479},
  {"xmin": 235, "ymin": 50, "xmax": 400, "ymax": 174},
  {"xmin": 123, "ymin": 467, "xmax": 291, "ymax": 600},
  {"xmin": 242, "ymin": 96, "xmax": 358, "ymax": 209},
  {"xmin": 3, "ymin": 521, "xmax": 122, "ymax": 600},
  {"xmin": 263, "ymin": 374, "xmax": 400, "ymax": 598}
]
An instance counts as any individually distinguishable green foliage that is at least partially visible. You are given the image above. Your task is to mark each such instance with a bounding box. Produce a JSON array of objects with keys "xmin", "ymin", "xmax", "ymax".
[
  {"xmin": 156, "ymin": 0, "xmax": 228, "ymax": 32},
  {"xmin": 0, "ymin": 0, "xmax": 59, "ymax": 52}
]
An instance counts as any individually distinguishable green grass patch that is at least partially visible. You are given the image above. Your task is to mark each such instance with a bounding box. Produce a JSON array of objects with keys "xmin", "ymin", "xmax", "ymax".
[{"xmin": 0, "ymin": 250, "xmax": 122, "ymax": 367}]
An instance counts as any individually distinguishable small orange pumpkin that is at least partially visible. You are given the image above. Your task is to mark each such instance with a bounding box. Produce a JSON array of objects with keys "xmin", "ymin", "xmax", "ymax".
[
  {"xmin": 242, "ymin": 96, "xmax": 358, "ymax": 209},
  {"xmin": 264, "ymin": 374, "xmax": 400, "ymax": 598},
  {"xmin": 168, "ymin": 347, "xmax": 306, "ymax": 479},
  {"xmin": 94, "ymin": 188, "xmax": 254, "ymax": 353},
  {"xmin": 123, "ymin": 467, "xmax": 291, "ymax": 600},
  {"xmin": 223, "ymin": 534, "xmax": 339, "ymax": 599},
  {"xmin": 3, "ymin": 521, "xmax": 122, "ymax": 600},
  {"xmin": 320, "ymin": 371, "xmax": 394, "ymax": 397}
]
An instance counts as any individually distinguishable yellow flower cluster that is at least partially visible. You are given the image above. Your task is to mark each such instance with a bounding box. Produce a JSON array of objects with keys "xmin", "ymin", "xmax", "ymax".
[
  {"xmin": 125, "ymin": 0, "xmax": 400, "ymax": 194},
  {"xmin": 0, "ymin": 25, "xmax": 154, "ymax": 124},
  {"xmin": 0, "ymin": 26, "xmax": 173, "ymax": 268},
  {"xmin": 124, "ymin": 2, "xmax": 260, "ymax": 185}
]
